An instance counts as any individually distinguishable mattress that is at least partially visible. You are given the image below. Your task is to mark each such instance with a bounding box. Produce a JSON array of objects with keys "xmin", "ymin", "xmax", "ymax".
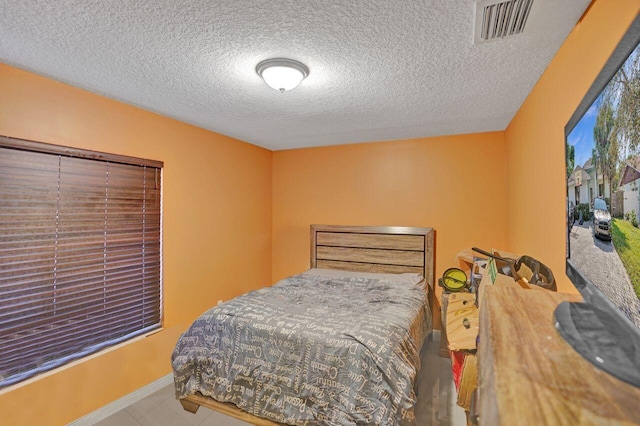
[{"xmin": 171, "ymin": 269, "xmax": 432, "ymax": 425}]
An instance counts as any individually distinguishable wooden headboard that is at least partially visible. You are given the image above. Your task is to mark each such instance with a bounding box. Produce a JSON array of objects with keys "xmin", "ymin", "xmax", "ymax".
[{"xmin": 310, "ymin": 225, "xmax": 435, "ymax": 290}]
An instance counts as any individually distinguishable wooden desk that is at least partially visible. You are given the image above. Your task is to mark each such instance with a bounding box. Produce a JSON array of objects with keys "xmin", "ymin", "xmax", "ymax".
[{"xmin": 478, "ymin": 286, "xmax": 640, "ymax": 425}]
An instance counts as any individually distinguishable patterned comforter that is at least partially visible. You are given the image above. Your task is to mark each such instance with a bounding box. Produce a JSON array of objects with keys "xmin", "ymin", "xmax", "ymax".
[{"xmin": 172, "ymin": 271, "xmax": 432, "ymax": 425}]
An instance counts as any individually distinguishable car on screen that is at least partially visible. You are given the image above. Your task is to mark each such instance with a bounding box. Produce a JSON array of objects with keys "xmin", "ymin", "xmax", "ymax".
[{"xmin": 593, "ymin": 198, "xmax": 612, "ymax": 240}]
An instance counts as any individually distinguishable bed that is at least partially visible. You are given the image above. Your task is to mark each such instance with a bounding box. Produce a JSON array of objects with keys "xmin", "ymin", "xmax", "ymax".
[{"xmin": 172, "ymin": 224, "xmax": 435, "ymax": 425}]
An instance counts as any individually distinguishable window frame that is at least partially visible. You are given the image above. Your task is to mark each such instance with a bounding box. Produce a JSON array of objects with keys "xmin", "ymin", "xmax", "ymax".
[{"xmin": 0, "ymin": 135, "xmax": 164, "ymax": 388}]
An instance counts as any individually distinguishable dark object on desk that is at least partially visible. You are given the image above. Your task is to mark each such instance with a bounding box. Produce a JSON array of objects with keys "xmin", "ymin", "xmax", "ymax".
[
  {"xmin": 471, "ymin": 247, "xmax": 556, "ymax": 291},
  {"xmin": 555, "ymin": 260, "xmax": 640, "ymax": 388}
]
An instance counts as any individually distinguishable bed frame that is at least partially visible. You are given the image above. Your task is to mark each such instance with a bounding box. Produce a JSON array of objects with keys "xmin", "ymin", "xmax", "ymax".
[
  {"xmin": 310, "ymin": 224, "xmax": 434, "ymax": 286},
  {"xmin": 179, "ymin": 224, "xmax": 436, "ymax": 425}
]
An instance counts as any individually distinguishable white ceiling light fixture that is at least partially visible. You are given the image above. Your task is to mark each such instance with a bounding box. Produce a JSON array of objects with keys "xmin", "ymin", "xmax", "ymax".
[{"xmin": 256, "ymin": 58, "xmax": 309, "ymax": 93}]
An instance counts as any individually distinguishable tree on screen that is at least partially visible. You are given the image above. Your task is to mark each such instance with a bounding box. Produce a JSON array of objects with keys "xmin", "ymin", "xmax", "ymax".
[{"xmin": 593, "ymin": 95, "xmax": 618, "ymax": 198}]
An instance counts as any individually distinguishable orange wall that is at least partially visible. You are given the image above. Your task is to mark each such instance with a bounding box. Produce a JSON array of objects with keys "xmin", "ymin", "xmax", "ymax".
[
  {"xmin": 0, "ymin": 64, "xmax": 272, "ymax": 425},
  {"xmin": 505, "ymin": 0, "xmax": 640, "ymax": 293},
  {"xmin": 272, "ymin": 133, "xmax": 508, "ymax": 290},
  {"xmin": 2, "ymin": 0, "xmax": 637, "ymax": 421}
]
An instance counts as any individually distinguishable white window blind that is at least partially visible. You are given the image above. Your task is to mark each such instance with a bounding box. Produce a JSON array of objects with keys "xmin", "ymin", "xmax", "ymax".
[{"xmin": 0, "ymin": 136, "xmax": 162, "ymax": 388}]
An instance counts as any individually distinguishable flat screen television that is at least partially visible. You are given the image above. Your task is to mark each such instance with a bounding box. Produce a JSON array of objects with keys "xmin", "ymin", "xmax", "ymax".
[{"xmin": 558, "ymin": 14, "xmax": 640, "ymax": 388}]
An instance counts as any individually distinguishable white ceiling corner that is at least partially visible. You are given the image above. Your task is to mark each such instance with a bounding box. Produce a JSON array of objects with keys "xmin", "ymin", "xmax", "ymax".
[{"xmin": 0, "ymin": 0, "xmax": 591, "ymax": 150}]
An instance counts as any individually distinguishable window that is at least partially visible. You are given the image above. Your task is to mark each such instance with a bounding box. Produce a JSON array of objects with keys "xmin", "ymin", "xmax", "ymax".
[{"xmin": 0, "ymin": 136, "xmax": 162, "ymax": 388}]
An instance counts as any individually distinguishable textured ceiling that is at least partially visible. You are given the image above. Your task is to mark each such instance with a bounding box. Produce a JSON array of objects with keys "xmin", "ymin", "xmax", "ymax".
[{"xmin": 0, "ymin": 0, "xmax": 590, "ymax": 150}]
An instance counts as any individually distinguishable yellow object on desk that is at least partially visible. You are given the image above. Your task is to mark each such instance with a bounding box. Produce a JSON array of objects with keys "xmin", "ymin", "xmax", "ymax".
[
  {"xmin": 441, "ymin": 267, "xmax": 468, "ymax": 292},
  {"xmin": 446, "ymin": 292, "xmax": 478, "ymax": 351}
]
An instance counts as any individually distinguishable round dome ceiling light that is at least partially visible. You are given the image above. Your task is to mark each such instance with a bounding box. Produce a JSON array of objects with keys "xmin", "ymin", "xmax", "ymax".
[{"xmin": 256, "ymin": 58, "xmax": 309, "ymax": 93}]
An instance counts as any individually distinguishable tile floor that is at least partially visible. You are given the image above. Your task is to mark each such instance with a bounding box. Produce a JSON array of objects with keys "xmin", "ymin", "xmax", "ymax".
[{"xmin": 95, "ymin": 334, "xmax": 465, "ymax": 425}]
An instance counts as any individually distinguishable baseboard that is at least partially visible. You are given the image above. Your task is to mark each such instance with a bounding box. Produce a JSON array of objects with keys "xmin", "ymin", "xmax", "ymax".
[{"xmin": 68, "ymin": 373, "xmax": 173, "ymax": 426}]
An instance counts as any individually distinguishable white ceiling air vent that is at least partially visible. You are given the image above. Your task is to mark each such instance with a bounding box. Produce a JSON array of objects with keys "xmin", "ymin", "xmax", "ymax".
[{"xmin": 474, "ymin": 0, "xmax": 534, "ymax": 43}]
